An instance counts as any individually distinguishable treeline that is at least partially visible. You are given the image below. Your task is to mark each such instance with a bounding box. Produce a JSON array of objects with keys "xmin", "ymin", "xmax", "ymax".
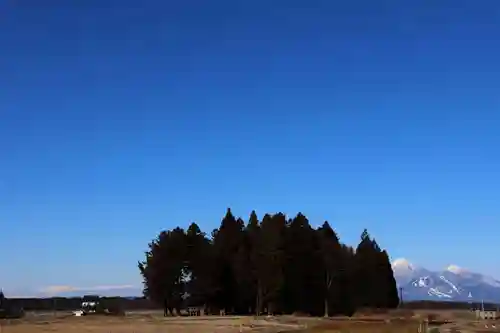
[
  {"xmin": 138, "ymin": 208, "xmax": 400, "ymax": 316},
  {"xmin": 3, "ymin": 296, "xmax": 156, "ymax": 311},
  {"xmin": 2, "ymin": 296, "xmax": 495, "ymax": 312}
]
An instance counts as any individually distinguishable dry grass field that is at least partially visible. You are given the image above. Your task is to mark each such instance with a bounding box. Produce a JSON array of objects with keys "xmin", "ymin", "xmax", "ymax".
[
  {"xmin": 0, "ymin": 309, "xmax": 499, "ymax": 333},
  {"xmin": 0, "ymin": 312, "xmax": 309, "ymax": 333}
]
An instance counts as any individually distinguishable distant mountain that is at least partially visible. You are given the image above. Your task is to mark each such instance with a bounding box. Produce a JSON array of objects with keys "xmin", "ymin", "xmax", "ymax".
[{"xmin": 392, "ymin": 258, "xmax": 500, "ymax": 303}]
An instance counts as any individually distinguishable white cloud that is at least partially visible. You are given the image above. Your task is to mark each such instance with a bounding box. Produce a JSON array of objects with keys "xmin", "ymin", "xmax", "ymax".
[{"xmin": 4, "ymin": 294, "xmax": 38, "ymax": 299}]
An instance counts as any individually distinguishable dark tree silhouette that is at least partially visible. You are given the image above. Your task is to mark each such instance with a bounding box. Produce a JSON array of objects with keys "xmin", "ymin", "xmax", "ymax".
[
  {"xmin": 352, "ymin": 229, "xmax": 400, "ymax": 310},
  {"xmin": 212, "ymin": 208, "xmax": 246, "ymax": 312},
  {"xmin": 256, "ymin": 213, "xmax": 286, "ymax": 314},
  {"xmin": 283, "ymin": 213, "xmax": 322, "ymax": 315},
  {"xmin": 317, "ymin": 221, "xmax": 342, "ymax": 317},
  {"xmin": 246, "ymin": 210, "xmax": 261, "ymax": 314},
  {"xmin": 185, "ymin": 222, "xmax": 215, "ymax": 309},
  {"xmin": 138, "ymin": 227, "xmax": 186, "ymax": 315},
  {"xmin": 378, "ymin": 249, "xmax": 400, "ymax": 308},
  {"xmin": 138, "ymin": 209, "xmax": 400, "ymax": 316},
  {"xmin": 0, "ymin": 290, "xmax": 5, "ymax": 308}
]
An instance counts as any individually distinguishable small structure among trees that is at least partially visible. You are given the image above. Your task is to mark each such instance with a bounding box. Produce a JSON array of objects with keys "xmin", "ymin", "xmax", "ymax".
[
  {"xmin": 187, "ymin": 306, "xmax": 205, "ymax": 316},
  {"xmin": 72, "ymin": 295, "xmax": 125, "ymax": 317},
  {"xmin": 475, "ymin": 306, "xmax": 497, "ymax": 320},
  {"xmin": 138, "ymin": 208, "xmax": 400, "ymax": 316},
  {"xmin": 476, "ymin": 309, "xmax": 496, "ymax": 320}
]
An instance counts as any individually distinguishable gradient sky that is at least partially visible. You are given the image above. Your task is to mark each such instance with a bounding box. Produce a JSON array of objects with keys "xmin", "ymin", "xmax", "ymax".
[{"xmin": 1, "ymin": 1, "xmax": 499, "ymax": 296}]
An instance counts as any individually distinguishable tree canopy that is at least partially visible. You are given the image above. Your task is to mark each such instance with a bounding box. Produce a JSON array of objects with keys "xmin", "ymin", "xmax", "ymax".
[{"xmin": 138, "ymin": 208, "xmax": 399, "ymax": 316}]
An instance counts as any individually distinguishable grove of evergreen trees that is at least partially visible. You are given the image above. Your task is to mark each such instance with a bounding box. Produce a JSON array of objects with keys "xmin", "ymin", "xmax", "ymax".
[{"xmin": 138, "ymin": 208, "xmax": 399, "ymax": 317}]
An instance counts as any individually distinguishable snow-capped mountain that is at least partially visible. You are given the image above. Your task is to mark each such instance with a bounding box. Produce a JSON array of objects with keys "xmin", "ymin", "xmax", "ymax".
[{"xmin": 392, "ymin": 258, "xmax": 500, "ymax": 303}]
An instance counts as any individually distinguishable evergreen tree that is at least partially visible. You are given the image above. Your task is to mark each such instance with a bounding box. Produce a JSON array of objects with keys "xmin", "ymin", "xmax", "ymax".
[
  {"xmin": 245, "ymin": 210, "xmax": 261, "ymax": 314},
  {"xmin": 255, "ymin": 213, "xmax": 286, "ymax": 314},
  {"xmin": 232, "ymin": 217, "xmax": 253, "ymax": 313},
  {"xmin": 185, "ymin": 222, "xmax": 215, "ymax": 308},
  {"xmin": 139, "ymin": 209, "xmax": 400, "ymax": 316},
  {"xmin": 353, "ymin": 230, "xmax": 399, "ymax": 309},
  {"xmin": 353, "ymin": 229, "xmax": 378, "ymax": 308},
  {"xmin": 212, "ymin": 208, "xmax": 245, "ymax": 312},
  {"xmin": 338, "ymin": 244, "xmax": 356, "ymax": 316},
  {"xmin": 317, "ymin": 221, "xmax": 342, "ymax": 316},
  {"xmin": 283, "ymin": 213, "xmax": 322, "ymax": 314},
  {"xmin": 377, "ymin": 250, "xmax": 400, "ymax": 308},
  {"xmin": 138, "ymin": 227, "xmax": 187, "ymax": 315}
]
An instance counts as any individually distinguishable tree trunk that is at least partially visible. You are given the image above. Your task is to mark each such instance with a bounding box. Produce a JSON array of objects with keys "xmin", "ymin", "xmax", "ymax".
[
  {"xmin": 324, "ymin": 272, "xmax": 332, "ymax": 317},
  {"xmin": 255, "ymin": 280, "xmax": 262, "ymax": 316},
  {"xmin": 175, "ymin": 305, "xmax": 181, "ymax": 316},
  {"xmin": 255, "ymin": 294, "xmax": 259, "ymax": 316},
  {"xmin": 164, "ymin": 298, "xmax": 171, "ymax": 317}
]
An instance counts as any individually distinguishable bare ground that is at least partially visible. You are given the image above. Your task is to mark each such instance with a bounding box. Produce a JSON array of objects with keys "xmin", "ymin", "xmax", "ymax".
[
  {"xmin": 0, "ymin": 312, "xmax": 310, "ymax": 333},
  {"xmin": 1, "ymin": 309, "xmax": 498, "ymax": 333}
]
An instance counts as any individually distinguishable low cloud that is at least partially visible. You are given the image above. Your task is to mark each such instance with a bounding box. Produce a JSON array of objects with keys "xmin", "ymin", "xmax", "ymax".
[
  {"xmin": 4, "ymin": 294, "xmax": 38, "ymax": 299},
  {"xmin": 40, "ymin": 284, "xmax": 136, "ymax": 296}
]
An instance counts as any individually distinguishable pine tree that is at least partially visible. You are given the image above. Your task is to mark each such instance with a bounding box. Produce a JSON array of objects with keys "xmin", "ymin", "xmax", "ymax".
[
  {"xmin": 338, "ymin": 244, "xmax": 356, "ymax": 316},
  {"xmin": 256, "ymin": 213, "xmax": 286, "ymax": 314},
  {"xmin": 246, "ymin": 210, "xmax": 261, "ymax": 314},
  {"xmin": 138, "ymin": 227, "xmax": 187, "ymax": 315},
  {"xmin": 185, "ymin": 222, "xmax": 214, "ymax": 308},
  {"xmin": 232, "ymin": 217, "xmax": 253, "ymax": 313},
  {"xmin": 139, "ymin": 209, "xmax": 400, "ymax": 316},
  {"xmin": 353, "ymin": 229, "xmax": 379, "ymax": 308},
  {"xmin": 283, "ymin": 213, "xmax": 322, "ymax": 314},
  {"xmin": 379, "ymin": 250, "xmax": 400, "ymax": 308},
  {"xmin": 317, "ymin": 221, "xmax": 342, "ymax": 316},
  {"xmin": 212, "ymin": 208, "xmax": 245, "ymax": 312}
]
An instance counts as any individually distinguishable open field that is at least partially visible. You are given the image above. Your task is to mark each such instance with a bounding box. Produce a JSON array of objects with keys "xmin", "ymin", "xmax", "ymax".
[
  {"xmin": 0, "ymin": 313, "xmax": 309, "ymax": 333},
  {"xmin": 0, "ymin": 310, "xmax": 499, "ymax": 333}
]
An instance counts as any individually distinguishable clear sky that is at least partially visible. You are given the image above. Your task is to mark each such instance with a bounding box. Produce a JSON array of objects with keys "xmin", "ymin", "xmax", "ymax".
[{"xmin": 1, "ymin": 1, "xmax": 499, "ymax": 296}]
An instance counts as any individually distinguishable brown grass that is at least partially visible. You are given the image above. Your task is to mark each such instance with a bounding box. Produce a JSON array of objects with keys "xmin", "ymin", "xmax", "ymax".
[
  {"xmin": 0, "ymin": 313, "xmax": 306, "ymax": 333},
  {"xmin": 0, "ymin": 309, "xmax": 497, "ymax": 333},
  {"xmin": 305, "ymin": 321, "xmax": 418, "ymax": 333}
]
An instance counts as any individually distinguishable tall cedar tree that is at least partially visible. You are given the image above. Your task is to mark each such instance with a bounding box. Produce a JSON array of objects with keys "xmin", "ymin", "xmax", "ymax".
[
  {"xmin": 139, "ymin": 209, "xmax": 399, "ymax": 316},
  {"xmin": 138, "ymin": 227, "xmax": 187, "ymax": 314},
  {"xmin": 283, "ymin": 213, "xmax": 323, "ymax": 315},
  {"xmin": 256, "ymin": 213, "xmax": 286, "ymax": 314},
  {"xmin": 212, "ymin": 208, "xmax": 245, "ymax": 313},
  {"xmin": 185, "ymin": 223, "xmax": 215, "ymax": 308},
  {"xmin": 246, "ymin": 210, "xmax": 260, "ymax": 314},
  {"xmin": 353, "ymin": 230, "xmax": 376, "ymax": 308},
  {"xmin": 378, "ymin": 250, "xmax": 400, "ymax": 308},
  {"xmin": 317, "ymin": 221, "xmax": 342, "ymax": 317},
  {"xmin": 232, "ymin": 217, "xmax": 253, "ymax": 313},
  {"xmin": 353, "ymin": 229, "xmax": 400, "ymax": 309},
  {"xmin": 338, "ymin": 244, "xmax": 356, "ymax": 316}
]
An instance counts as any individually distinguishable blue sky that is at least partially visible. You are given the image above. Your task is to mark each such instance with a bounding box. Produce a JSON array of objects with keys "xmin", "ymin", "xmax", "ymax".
[{"xmin": 1, "ymin": 0, "xmax": 499, "ymax": 296}]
